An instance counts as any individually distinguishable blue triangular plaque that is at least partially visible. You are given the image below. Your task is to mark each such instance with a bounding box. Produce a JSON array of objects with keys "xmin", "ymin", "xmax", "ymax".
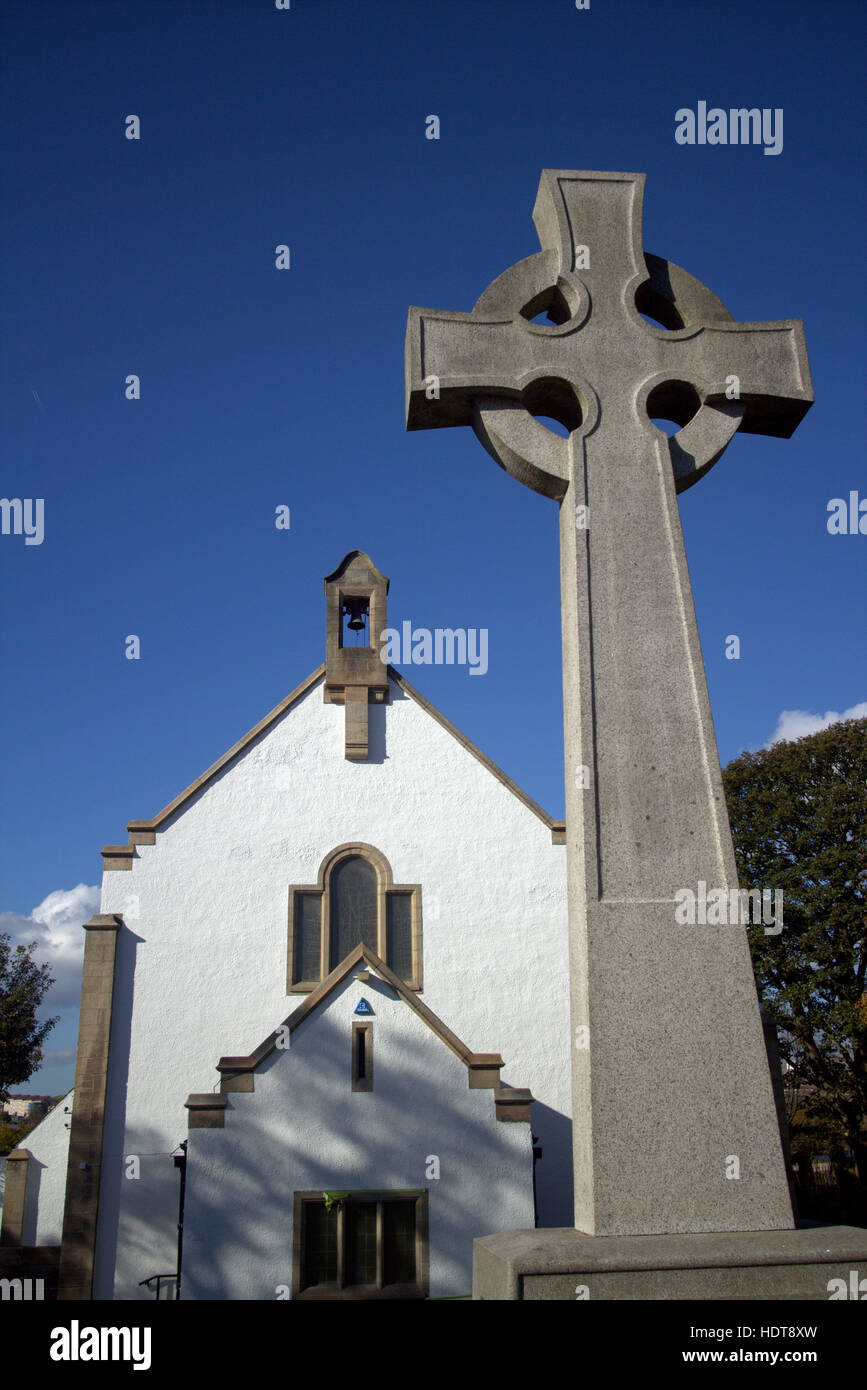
[{"xmin": 354, "ymin": 997, "xmax": 374, "ymax": 1016}]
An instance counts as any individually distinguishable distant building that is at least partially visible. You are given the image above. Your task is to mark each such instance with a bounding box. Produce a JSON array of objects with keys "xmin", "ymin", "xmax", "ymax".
[{"xmin": 2, "ymin": 1096, "xmax": 53, "ymax": 1123}]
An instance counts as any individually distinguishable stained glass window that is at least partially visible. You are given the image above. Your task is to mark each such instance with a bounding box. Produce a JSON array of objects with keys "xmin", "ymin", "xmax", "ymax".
[
  {"xmin": 290, "ymin": 848, "xmax": 421, "ymax": 989},
  {"xmin": 330, "ymin": 855, "xmax": 378, "ymax": 964},
  {"xmin": 301, "ymin": 1201, "xmax": 338, "ymax": 1289},
  {"xmin": 346, "ymin": 1201, "xmax": 378, "ymax": 1286},
  {"xmin": 383, "ymin": 1200, "xmax": 416, "ymax": 1285},
  {"xmin": 295, "ymin": 893, "xmax": 321, "ymax": 982},
  {"xmin": 387, "ymin": 893, "xmax": 413, "ymax": 982},
  {"xmin": 297, "ymin": 1194, "xmax": 423, "ymax": 1297}
]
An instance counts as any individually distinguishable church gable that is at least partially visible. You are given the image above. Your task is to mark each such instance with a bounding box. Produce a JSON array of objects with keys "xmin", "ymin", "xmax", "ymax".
[
  {"xmin": 79, "ymin": 552, "xmax": 570, "ymax": 1299},
  {"xmin": 180, "ymin": 945, "xmax": 535, "ymax": 1299},
  {"xmin": 102, "ymin": 679, "xmax": 562, "ymax": 876},
  {"xmin": 98, "ymin": 659, "xmax": 566, "ymax": 951},
  {"xmin": 101, "ymin": 551, "xmax": 561, "ymax": 873}
]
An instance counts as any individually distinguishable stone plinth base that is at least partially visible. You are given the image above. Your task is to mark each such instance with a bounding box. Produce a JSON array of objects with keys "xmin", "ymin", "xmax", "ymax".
[{"xmin": 473, "ymin": 1226, "xmax": 867, "ymax": 1300}]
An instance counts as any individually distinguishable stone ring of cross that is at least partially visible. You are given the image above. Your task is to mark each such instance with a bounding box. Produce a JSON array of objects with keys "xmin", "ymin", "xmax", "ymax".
[{"xmin": 406, "ymin": 170, "xmax": 812, "ymax": 500}]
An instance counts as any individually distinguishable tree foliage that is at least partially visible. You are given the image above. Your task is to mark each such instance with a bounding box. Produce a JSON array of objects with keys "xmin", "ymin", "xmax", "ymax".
[
  {"xmin": 0, "ymin": 934, "xmax": 57, "ymax": 1105},
  {"xmin": 1, "ymin": 1107, "xmax": 48, "ymax": 1158},
  {"xmin": 722, "ymin": 717, "xmax": 866, "ymax": 1173}
]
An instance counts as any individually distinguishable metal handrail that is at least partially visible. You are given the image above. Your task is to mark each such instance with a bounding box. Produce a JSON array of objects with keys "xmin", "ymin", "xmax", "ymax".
[{"xmin": 138, "ymin": 1272, "xmax": 179, "ymax": 1300}]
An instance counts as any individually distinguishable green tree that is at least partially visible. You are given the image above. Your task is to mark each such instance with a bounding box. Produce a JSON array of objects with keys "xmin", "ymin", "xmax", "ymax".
[
  {"xmin": 0, "ymin": 1106, "xmax": 49, "ymax": 1157},
  {"xmin": 0, "ymin": 934, "xmax": 57, "ymax": 1105},
  {"xmin": 722, "ymin": 717, "xmax": 867, "ymax": 1178}
]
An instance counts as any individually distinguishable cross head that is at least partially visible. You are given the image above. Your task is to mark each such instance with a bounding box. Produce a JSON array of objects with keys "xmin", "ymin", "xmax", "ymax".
[{"xmin": 406, "ymin": 170, "xmax": 812, "ymax": 500}]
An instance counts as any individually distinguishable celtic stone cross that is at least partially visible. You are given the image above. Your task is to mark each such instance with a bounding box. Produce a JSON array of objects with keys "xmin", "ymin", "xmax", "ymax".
[{"xmin": 405, "ymin": 171, "xmax": 813, "ymax": 1236}]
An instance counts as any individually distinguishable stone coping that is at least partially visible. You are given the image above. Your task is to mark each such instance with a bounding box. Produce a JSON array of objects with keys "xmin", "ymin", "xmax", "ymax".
[{"xmin": 475, "ymin": 1224, "xmax": 867, "ymax": 1274}]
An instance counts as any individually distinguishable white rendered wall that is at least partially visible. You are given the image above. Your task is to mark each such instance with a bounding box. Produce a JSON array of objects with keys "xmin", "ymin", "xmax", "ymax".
[
  {"xmin": 97, "ymin": 673, "xmax": 569, "ymax": 1299},
  {"xmin": 183, "ymin": 971, "xmax": 534, "ymax": 1299},
  {"xmin": 13, "ymin": 1091, "xmax": 73, "ymax": 1246}
]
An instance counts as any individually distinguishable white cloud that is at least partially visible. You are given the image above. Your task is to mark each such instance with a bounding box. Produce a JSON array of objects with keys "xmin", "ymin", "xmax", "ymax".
[
  {"xmin": 0, "ymin": 883, "xmax": 100, "ymax": 1008},
  {"xmin": 766, "ymin": 701, "xmax": 867, "ymax": 747}
]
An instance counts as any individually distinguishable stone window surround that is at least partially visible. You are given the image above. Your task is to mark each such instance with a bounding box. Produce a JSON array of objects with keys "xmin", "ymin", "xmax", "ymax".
[
  {"xmin": 292, "ymin": 1189, "xmax": 429, "ymax": 1300},
  {"xmin": 287, "ymin": 842, "xmax": 422, "ymax": 994}
]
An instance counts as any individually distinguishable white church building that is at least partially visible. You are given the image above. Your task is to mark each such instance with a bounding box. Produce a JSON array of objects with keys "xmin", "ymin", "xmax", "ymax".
[{"xmin": 8, "ymin": 552, "xmax": 573, "ymax": 1300}]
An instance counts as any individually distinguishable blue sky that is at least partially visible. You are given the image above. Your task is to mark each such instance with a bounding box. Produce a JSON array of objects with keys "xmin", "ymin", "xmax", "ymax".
[{"xmin": 2, "ymin": 0, "xmax": 864, "ymax": 1096}]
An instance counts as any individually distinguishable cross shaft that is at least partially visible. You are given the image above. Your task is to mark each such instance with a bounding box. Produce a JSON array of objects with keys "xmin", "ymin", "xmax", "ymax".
[{"xmin": 405, "ymin": 171, "xmax": 814, "ymax": 1237}]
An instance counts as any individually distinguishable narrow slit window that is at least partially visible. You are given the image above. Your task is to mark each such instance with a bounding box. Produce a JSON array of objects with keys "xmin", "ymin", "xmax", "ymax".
[{"xmin": 352, "ymin": 1022, "xmax": 373, "ymax": 1092}]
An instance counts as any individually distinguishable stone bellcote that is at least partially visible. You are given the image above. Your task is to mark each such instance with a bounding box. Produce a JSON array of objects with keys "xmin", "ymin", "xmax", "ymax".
[{"xmin": 323, "ymin": 551, "xmax": 390, "ymax": 761}]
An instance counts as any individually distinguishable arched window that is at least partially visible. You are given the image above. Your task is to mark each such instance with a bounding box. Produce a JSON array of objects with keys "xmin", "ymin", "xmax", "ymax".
[
  {"xmin": 287, "ymin": 844, "xmax": 422, "ymax": 993},
  {"xmin": 330, "ymin": 856, "xmax": 378, "ymax": 962}
]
